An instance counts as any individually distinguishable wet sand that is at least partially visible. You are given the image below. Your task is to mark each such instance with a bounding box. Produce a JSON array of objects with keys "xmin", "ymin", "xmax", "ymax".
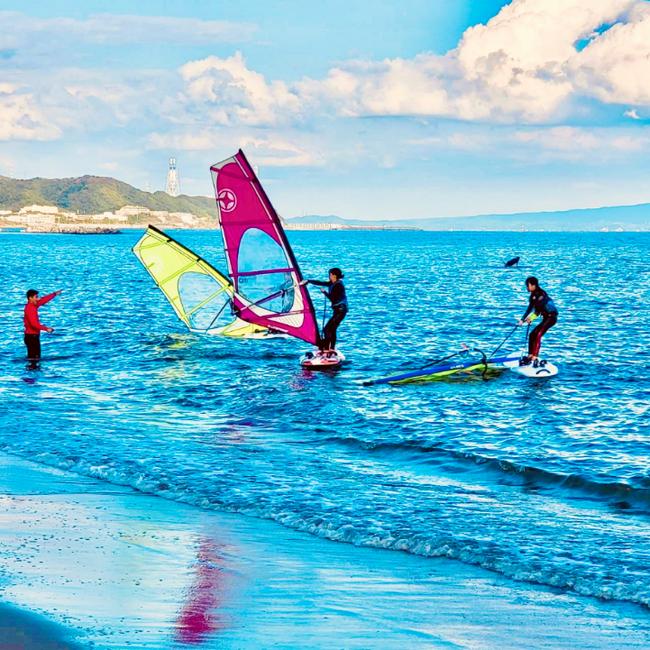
[{"xmin": 1, "ymin": 452, "xmax": 649, "ymax": 649}]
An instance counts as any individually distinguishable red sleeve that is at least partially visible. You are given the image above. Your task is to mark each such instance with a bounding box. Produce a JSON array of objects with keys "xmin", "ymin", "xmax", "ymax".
[
  {"xmin": 25, "ymin": 304, "xmax": 49, "ymax": 332},
  {"xmin": 37, "ymin": 292, "xmax": 57, "ymax": 307}
]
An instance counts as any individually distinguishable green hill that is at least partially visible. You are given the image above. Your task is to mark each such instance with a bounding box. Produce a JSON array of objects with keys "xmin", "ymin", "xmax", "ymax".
[{"xmin": 0, "ymin": 175, "xmax": 216, "ymax": 217}]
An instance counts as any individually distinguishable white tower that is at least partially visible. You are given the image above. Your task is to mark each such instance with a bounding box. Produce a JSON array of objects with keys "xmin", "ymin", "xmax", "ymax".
[{"xmin": 165, "ymin": 157, "xmax": 180, "ymax": 197}]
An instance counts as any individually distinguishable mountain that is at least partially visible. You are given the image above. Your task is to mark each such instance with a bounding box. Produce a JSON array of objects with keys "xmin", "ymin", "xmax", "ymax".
[
  {"xmin": 0, "ymin": 175, "xmax": 216, "ymax": 217},
  {"xmin": 287, "ymin": 204, "xmax": 650, "ymax": 231}
]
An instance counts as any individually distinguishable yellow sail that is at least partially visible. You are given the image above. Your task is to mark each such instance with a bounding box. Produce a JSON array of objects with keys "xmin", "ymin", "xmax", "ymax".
[
  {"xmin": 215, "ymin": 318, "xmax": 274, "ymax": 339},
  {"xmin": 132, "ymin": 225, "xmax": 248, "ymax": 334}
]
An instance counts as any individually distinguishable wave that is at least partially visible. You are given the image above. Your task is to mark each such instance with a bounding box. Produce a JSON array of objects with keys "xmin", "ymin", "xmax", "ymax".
[
  {"xmin": 4, "ymin": 446, "xmax": 649, "ymax": 611},
  {"xmin": 318, "ymin": 435, "xmax": 650, "ymax": 512}
]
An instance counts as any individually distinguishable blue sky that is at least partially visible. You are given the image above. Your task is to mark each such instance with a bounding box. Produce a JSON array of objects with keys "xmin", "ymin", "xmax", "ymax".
[{"xmin": 2, "ymin": 0, "xmax": 650, "ymax": 219}]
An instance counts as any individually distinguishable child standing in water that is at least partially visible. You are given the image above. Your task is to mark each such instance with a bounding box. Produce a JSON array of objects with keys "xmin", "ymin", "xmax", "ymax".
[
  {"xmin": 304, "ymin": 268, "xmax": 348, "ymax": 352},
  {"xmin": 518, "ymin": 277, "xmax": 558, "ymax": 366},
  {"xmin": 24, "ymin": 289, "xmax": 62, "ymax": 360}
]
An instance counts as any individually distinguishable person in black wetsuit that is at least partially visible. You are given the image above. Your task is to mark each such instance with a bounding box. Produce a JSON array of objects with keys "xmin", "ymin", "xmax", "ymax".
[
  {"xmin": 518, "ymin": 276, "xmax": 559, "ymax": 366},
  {"xmin": 303, "ymin": 268, "xmax": 348, "ymax": 352}
]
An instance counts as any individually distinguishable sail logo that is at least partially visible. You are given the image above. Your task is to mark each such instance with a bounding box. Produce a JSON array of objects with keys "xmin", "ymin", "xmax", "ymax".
[{"xmin": 218, "ymin": 189, "xmax": 237, "ymax": 213}]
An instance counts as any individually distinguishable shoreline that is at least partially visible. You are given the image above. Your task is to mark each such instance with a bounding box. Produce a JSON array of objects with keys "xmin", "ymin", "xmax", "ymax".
[
  {"xmin": 1, "ymin": 451, "xmax": 650, "ymax": 648},
  {"xmin": 2, "ymin": 226, "xmax": 650, "ymax": 234}
]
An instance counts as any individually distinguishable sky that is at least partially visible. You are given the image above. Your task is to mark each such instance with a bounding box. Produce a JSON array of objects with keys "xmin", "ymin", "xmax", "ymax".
[{"xmin": 2, "ymin": 0, "xmax": 650, "ymax": 220}]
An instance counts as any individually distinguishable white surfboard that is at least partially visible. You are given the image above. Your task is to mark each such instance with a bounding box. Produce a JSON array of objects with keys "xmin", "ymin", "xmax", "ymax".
[
  {"xmin": 300, "ymin": 349, "xmax": 346, "ymax": 369},
  {"xmin": 504, "ymin": 359, "xmax": 558, "ymax": 378}
]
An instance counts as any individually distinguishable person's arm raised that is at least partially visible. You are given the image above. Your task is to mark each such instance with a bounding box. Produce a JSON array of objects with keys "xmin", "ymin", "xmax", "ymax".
[{"xmin": 37, "ymin": 290, "xmax": 61, "ymax": 306}]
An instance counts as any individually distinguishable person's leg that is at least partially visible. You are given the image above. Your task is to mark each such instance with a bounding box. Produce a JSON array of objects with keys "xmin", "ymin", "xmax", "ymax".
[
  {"xmin": 530, "ymin": 315, "xmax": 557, "ymax": 359},
  {"xmin": 322, "ymin": 317, "xmax": 335, "ymax": 350},
  {"xmin": 330, "ymin": 317, "xmax": 339, "ymax": 350},
  {"xmin": 320, "ymin": 317, "xmax": 332, "ymax": 351},
  {"xmin": 527, "ymin": 326, "xmax": 539, "ymax": 360},
  {"xmin": 24, "ymin": 334, "xmax": 41, "ymax": 359},
  {"xmin": 327, "ymin": 309, "xmax": 347, "ymax": 351}
]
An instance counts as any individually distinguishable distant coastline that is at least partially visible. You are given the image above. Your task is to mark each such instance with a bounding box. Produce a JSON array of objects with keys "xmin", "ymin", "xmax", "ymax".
[
  {"xmin": 285, "ymin": 204, "xmax": 650, "ymax": 232},
  {"xmin": 2, "ymin": 174, "xmax": 650, "ymax": 232}
]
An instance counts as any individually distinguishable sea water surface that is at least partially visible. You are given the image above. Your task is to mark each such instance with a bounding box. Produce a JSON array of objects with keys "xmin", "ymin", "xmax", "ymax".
[{"xmin": 1, "ymin": 231, "xmax": 649, "ymax": 608}]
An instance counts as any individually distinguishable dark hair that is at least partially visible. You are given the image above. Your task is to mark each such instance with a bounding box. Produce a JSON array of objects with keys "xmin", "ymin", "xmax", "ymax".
[
  {"xmin": 26, "ymin": 289, "xmax": 38, "ymax": 299},
  {"xmin": 329, "ymin": 267, "xmax": 344, "ymax": 280},
  {"xmin": 525, "ymin": 276, "xmax": 539, "ymax": 288}
]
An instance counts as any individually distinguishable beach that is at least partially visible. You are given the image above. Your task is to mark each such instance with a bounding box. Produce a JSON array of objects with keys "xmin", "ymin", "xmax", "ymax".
[{"xmin": 1, "ymin": 452, "xmax": 649, "ymax": 649}]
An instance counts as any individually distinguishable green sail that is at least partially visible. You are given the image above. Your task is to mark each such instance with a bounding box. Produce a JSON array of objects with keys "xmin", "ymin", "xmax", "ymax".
[{"xmin": 132, "ymin": 225, "xmax": 267, "ymax": 336}]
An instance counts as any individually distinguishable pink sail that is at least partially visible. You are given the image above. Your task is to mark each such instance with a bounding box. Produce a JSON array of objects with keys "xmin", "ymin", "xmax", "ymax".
[{"xmin": 210, "ymin": 150, "xmax": 320, "ymax": 346}]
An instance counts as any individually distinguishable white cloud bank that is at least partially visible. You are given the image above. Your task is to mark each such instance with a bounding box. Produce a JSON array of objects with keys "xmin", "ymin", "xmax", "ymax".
[
  {"xmin": 0, "ymin": 12, "xmax": 257, "ymax": 46},
  {"xmin": 171, "ymin": 0, "xmax": 650, "ymax": 127},
  {"xmin": 4, "ymin": 0, "xmax": 650, "ymax": 147},
  {"xmin": 293, "ymin": 0, "xmax": 648, "ymax": 123},
  {"xmin": 147, "ymin": 130, "xmax": 323, "ymax": 167}
]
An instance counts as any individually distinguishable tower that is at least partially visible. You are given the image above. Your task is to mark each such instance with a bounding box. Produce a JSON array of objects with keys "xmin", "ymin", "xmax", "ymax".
[{"xmin": 165, "ymin": 157, "xmax": 180, "ymax": 197}]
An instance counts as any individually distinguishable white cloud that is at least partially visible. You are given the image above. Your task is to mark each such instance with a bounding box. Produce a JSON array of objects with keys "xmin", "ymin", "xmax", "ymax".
[
  {"xmin": 611, "ymin": 135, "xmax": 649, "ymax": 150},
  {"xmin": 0, "ymin": 12, "xmax": 257, "ymax": 46},
  {"xmin": 513, "ymin": 126, "xmax": 650, "ymax": 155},
  {"xmin": 0, "ymin": 92, "xmax": 61, "ymax": 141},
  {"xmin": 100, "ymin": 162, "xmax": 119, "ymax": 171},
  {"xmin": 515, "ymin": 127, "xmax": 600, "ymax": 151},
  {"xmin": 294, "ymin": 0, "xmax": 650, "ymax": 124},
  {"xmin": 447, "ymin": 132, "xmax": 490, "ymax": 150},
  {"xmin": 148, "ymin": 131, "xmax": 215, "ymax": 151},
  {"xmin": 147, "ymin": 129, "xmax": 323, "ymax": 167},
  {"xmin": 406, "ymin": 137, "xmax": 443, "ymax": 146},
  {"xmin": 625, "ymin": 109, "xmax": 642, "ymax": 119},
  {"xmin": 237, "ymin": 137, "xmax": 324, "ymax": 166},
  {"xmin": 63, "ymin": 79, "xmax": 158, "ymax": 124},
  {"xmin": 452, "ymin": 0, "xmax": 637, "ymax": 121},
  {"xmin": 179, "ymin": 53, "xmax": 301, "ymax": 126},
  {"xmin": 571, "ymin": 3, "xmax": 650, "ymax": 106}
]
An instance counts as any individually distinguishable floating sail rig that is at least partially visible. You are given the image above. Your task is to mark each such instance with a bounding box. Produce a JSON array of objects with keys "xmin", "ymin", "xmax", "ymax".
[
  {"xmin": 364, "ymin": 353, "xmax": 520, "ymax": 386},
  {"xmin": 210, "ymin": 150, "xmax": 320, "ymax": 345},
  {"xmin": 132, "ymin": 225, "xmax": 268, "ymax": 337}
]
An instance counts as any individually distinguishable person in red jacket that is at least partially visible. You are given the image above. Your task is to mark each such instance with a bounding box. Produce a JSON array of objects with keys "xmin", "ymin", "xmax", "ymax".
[{"xmin": 24, "ymin": 289, "xmax": 62, "ymax": 360}]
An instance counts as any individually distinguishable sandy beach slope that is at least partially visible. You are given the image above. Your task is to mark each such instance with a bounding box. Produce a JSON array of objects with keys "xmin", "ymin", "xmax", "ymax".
[{"xmin": 1, "ymin": 452, "xmax": 649, "ymax": 649}]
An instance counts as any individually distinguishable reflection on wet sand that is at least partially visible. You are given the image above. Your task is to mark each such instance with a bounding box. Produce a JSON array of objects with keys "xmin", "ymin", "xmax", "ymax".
[{"xmin": 175, "ymin": 538, "xmax": 230, "ymax": 644}]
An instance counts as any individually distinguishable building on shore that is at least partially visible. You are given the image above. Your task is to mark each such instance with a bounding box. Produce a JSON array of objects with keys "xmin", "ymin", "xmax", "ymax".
[
  {"xmin": 285, "ymin": 222, "xmax": 420, "ymax": 231},
  {"xmin": 0, "ymin": 204, "xmax": 212, "ymax": 233},
  {"xmin": 0, "ymin": 204, "xmax": 420, "ymax": 233}
]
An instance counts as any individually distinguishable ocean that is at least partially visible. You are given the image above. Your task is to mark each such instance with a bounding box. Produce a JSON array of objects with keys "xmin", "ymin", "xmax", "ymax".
[{"xmin": 1, "ymin": 230, "xmax": 649, "ymax": 611}]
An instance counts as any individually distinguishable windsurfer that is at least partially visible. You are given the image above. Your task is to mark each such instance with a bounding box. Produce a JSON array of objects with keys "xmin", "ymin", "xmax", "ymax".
[
  {"xmin": 24, "ymin": 289, "xmax": 62, "ymax": 360},
  {"xmin": 303, "ymin": 268, "xmax": 348, "ymax": 352},
  {"xmin": 518, "ymin": 277, "xmax": 558, "ymax": 366}
]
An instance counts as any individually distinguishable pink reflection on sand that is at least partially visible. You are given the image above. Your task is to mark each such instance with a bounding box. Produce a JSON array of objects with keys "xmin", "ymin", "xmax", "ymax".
[{"xmin": 174, "ymin": 538, "xmax": 229, "ymax": 644}]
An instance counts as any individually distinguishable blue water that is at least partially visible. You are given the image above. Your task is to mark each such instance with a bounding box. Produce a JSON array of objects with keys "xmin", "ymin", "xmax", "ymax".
[{"xmin": 1, "ymin": 230, "xmax": 650, "ymax": 608}]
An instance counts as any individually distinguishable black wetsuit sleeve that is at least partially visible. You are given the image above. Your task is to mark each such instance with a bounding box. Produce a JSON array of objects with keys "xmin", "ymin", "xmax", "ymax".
[
  {"xmin": 522, "ymin": 297, "xmax": 535, "ymax": 320},
  {"xmin": 523, "ymin": 289, "xmax": 548, "ymax": 319},
  {"xmin": 307, "ymin": 279, "xmax": 329, "ymax": 287}
]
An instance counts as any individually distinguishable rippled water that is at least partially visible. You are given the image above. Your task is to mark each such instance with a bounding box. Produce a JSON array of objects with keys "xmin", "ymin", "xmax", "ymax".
[{"xmin": 1, "ymin": 230, "xmax": 650, "ymax": 607}]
